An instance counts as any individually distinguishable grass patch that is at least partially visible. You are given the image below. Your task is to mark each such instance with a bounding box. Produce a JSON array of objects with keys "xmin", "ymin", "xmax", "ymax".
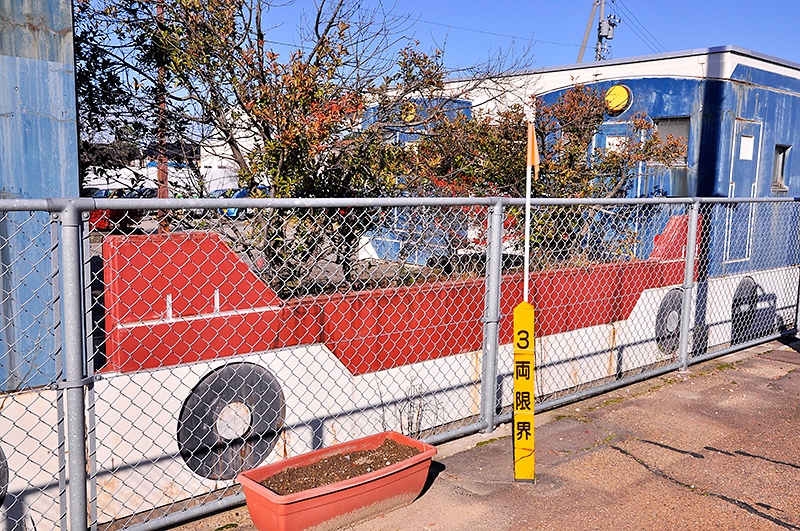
[
  {"xmin": 475, "ymin": 434, "xmax": 510, "ymax": 447},
  {"xmin": 603, "ymin": 397, "xmax": 626, "ymax": 405},
  {"xmin": 577, "ymin": 434, "xmax": 618, "ymax": 452}
]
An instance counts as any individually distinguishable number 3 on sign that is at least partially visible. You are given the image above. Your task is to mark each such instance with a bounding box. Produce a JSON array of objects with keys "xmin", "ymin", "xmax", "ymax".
[
  {"xmin": 516, "ymin": 329, "xmax": 530, "ymax": 350},
  {"xmin": 513, "ymin": 302, "xmax": 535, "ymax": 353}
]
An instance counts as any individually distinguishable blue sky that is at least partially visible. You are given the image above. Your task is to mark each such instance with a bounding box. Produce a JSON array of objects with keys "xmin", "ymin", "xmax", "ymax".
[{"xmin": 266, "ymin": 0, "xmax": 800, "ymax": 73}]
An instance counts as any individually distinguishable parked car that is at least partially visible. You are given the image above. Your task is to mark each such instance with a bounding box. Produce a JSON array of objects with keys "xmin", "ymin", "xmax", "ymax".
[
  {"xmin": 88, "ymin": 188, "xmax": 151, "ymax": 231},
  {"xmin": 88, "ymin": 189, "xmax": 123, "ymax": 230},
  {"xmin": 218, "ymin": 188, "xmax": 248, "ymax": 218},
  {"xmin": 126, "ymin": 188, "xmax": 157, "ymax": 199},
  {"xmin": 217, "ymin": 186, "xmax": 269, "ymax": 219}
]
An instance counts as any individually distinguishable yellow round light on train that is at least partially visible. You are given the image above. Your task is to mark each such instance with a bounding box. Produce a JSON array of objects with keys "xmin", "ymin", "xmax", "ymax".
[
  {"xmin": 402, "ymin": 102, "xmax": 417, "ymax": 123},
  {"xmin": 605, "ymin": 85, "xmax": 631, "ymax": 114}
]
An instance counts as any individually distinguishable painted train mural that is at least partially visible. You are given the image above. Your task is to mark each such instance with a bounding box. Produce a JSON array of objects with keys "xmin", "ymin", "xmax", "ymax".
[{"xmin": 2, "ymin": 46, "xmax": 800, "ymax": 529}]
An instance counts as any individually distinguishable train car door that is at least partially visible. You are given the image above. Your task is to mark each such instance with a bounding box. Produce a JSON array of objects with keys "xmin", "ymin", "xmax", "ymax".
[{"xmin": 725, "ymin": 120, "xmax": 762, "ymax": 264}]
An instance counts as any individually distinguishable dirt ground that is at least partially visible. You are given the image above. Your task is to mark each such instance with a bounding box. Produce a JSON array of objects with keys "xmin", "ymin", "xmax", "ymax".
[{"xmin": 258, "ymin": 439, "xmax": 421, "ymax": 495}]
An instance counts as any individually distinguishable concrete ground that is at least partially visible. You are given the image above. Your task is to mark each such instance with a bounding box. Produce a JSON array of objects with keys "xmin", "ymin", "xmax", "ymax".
[{"xmin": 168, "ymin": 337, "xmax": 800, "ymax": 531}]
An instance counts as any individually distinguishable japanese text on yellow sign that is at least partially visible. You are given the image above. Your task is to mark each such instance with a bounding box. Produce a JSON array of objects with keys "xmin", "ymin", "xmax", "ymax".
[{"xmin": 513, "ymin": 301, "xmax": 535, "ymax": 482}]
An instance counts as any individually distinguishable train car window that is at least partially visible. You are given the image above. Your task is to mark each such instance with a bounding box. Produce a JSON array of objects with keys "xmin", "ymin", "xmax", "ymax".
[
  {"xmin": 642, "ymin": 164, "xmax": 688, "ymax": 197},
  {"xmin": 772, "ymin": 145, "xmax": 791, "ymax": 192},
  {"xmin": 654, "ymin": 117, "xmax": 690, "ymax": 164},
  {"xmin": 647, "ymin": 117, "xmax": 690, "ymax": 197},
  {"xmin": 740, "ymin": 135, "xmax": 755, "ymax": 160},
  {"xmin": 605, "ymin": 135, "xmax": 625, "ymax": 153}
]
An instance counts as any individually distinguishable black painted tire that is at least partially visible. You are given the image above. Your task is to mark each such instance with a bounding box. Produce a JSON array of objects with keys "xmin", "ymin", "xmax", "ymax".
[
  {"xmin": 0, "ymin": 443, "xmax": 7, "ymax": 506},
  {"xmin": 178, "ymin": 363, "xmax": 285, "ymax": 480},
  {"xmin": 731, "ymin": 277, "xmax": 758, "ymax": 344},
  {"xmin": 655, "ymin": 288, "xmax": 683, "ymax": 355}
]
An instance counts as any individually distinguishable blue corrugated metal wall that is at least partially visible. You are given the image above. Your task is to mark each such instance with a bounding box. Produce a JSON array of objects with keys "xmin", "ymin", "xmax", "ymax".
[{"xmin": 0, "ymin": 1, "xmax": 78, "ymax": 390}]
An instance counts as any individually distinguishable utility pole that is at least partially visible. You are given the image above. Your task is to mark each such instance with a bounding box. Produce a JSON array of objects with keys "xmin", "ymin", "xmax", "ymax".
[
  {"xmin": 594, "ymin": 0, "xmax": 606, "ymax": 61},
  {"xmin": 577, "ymin": 0, "xmax": 598, "ymax": 63},
  {"xmin": 156, "ymin": 1, "xmax": 170, "ymax": 233},
  {"xmin": 595, "ymin": 0, "xmax": 620, "ymax": 62}
]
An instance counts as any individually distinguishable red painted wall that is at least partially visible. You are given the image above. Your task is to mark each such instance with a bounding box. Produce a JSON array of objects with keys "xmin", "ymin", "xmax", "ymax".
[{"xmin": 103, "ymin": 215, "xmax": 699, "ymax": 375}]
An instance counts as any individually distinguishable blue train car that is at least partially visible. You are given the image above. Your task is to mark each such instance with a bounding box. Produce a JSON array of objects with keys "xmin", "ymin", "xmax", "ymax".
[
  {"xmin": 508, "ymin": 45, "xmax": 800, "ymax": 354},
  {"xmin": 531, "ymin": 47, "xmax": 800, "ymax": 198}
]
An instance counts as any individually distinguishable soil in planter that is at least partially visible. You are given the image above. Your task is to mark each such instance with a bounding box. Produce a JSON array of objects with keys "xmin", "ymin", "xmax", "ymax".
[{"xmin": 259, "ymin": 439, "xmax": 422, "ymax": 495}]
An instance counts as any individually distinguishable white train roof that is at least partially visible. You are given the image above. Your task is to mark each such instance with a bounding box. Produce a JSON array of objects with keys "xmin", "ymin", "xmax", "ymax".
[{"xmin": 450, "ymin": 45, "xmax": 800, "ymax": 112}]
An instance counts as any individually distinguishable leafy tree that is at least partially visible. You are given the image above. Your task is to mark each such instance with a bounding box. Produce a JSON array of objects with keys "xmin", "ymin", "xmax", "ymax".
[
  {"xmin": 532, "ymin": 84, "xmax": 686, "ymax": 199},
  {"xmin": 75, "ymin": 0, "xmax": 144, "ymax": 188},
  {"xmin": 390, "ymin": 83, "xmax": 687, "ymax": 266},
  {"xmin": 404, "ymin": 83, "xmax": 686, "ymax": 199},
  {"xmin": 75, "ymin": 0, "xmax": 203, "ymax": 194},
  {"xmin": 81, "ymin": 0, "xmax": 532, "ymax": 196},
  {"xmin": 394, "ymin": 104, "xmax": 527, "ymax": 197},
  {"xmin": 531, "ymin": 84, "xmax": 687, "ymax": 263},
  {"xmin": 76, "ymin": 0, "xmax": 532, "ymax": 291}
]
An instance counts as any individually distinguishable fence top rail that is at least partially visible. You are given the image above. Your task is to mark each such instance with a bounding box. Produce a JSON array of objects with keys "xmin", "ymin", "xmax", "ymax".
[
  {"xmin": 0, "ymin": 199, "xmax": 53, "ymax": 211},
  {"xmin": 92, "ymin": 196, "xmax": 497, "ymax": 210},
  {"xmin": 695, "ymin": 196, "xmax": 800, "ymax": 204},
  {"xmin": 503, "ymin": 197, "xmax": 694, "ymax": 207},
  {"xmin": 503, "ymin": 196, "xmax": 800, "ymax": 206},
  {"xmin": 75, "ymin": 195, "xmax": 800, "ymax": 210},
  {"xmin": 1, "ymin": 195, "xmax": 799, "ymax": 213}
]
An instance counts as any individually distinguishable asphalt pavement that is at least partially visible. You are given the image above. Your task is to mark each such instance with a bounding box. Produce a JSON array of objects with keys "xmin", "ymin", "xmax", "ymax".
[{"xmin": 170, "ymin": 337, "xmax": 800, "ymax": 531}]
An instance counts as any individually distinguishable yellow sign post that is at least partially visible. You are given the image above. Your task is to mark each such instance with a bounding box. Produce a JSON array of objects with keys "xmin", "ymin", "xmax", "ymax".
[
  {"xmin": 514, "ymin": 121, "xmax": 538, "ymax": 482},
  {"xmin": 513, "ymin": 301, "xmax": 536, "ymax": 482}
]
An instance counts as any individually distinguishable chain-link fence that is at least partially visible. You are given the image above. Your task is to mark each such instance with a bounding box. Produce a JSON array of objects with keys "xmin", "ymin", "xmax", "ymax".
[
  {"xmin": 0, "ymin": 196, "xmax": 797, "ymax": 531},
  {"xmin": 0, "ymin": 205, "xmax": 66, "ymax": 531}
]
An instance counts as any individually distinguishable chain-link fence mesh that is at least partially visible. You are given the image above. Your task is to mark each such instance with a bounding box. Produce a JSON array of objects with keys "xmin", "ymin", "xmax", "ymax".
[
  {"xmin": 0, "ymin": 197, "xmax": 798, "ymax": 531},
  {"xmin": 495, "ymin": 202, "xmax": 694, "ymax": 409},
  {"xmin": 692, "ymin": 202, "xmax": 799, "ymax": 356},
  {"xmin": 0, "ymin": 210, "xmax": 65, "ymax": 531},
  {"xmin": 87, "ymin": 201, "xmax": 492, "ymax": 528}
]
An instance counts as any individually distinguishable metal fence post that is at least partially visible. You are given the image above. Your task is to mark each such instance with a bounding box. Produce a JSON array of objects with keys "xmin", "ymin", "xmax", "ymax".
[
  {"xmin": 678, "ymin": 200, "xmax": 700, "ymax": 370},
  {"xmin": 58, "ymin": 202, "xmax": 89, "ymax": 531},
  {"xmin": 795, "ymin": 213, "xmax": 800, "ymax": 331},
  {"xmin": 481, "ymin": 200, "xmax": 504, "ymax": 434},
  {"xmin": 795, "ymin": 266, "xmax": 800, "ymax": 334}
]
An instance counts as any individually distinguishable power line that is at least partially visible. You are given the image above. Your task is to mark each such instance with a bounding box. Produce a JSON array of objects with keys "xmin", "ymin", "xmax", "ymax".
[
  {"xmin": 265, "ymin": 39, "xmax": 311, "ymax": 51},
  {"xmin": 612, "ymin": 0, "xmax": 668, "ymax": 54},
  {"xmin": 415, "ymin": 18, "xmax": 581, "ymax": 49},
  {"xmin": 258, "ymin": 11, "xmax": 588, "ymax": 65},
  {"xmin": 261, "ymin": 16, "xmax": 582, "ymax": 69},
  {"xmin": 263, "ymin": 13, "xmax": 581, "ymax": 53},
  {"xmin": 617, "ymin": 14, "xmax": 662, "ymax": 54}
]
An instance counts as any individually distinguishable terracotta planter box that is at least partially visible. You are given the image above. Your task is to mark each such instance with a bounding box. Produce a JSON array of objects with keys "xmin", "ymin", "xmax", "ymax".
[{"xmin": 238, "ymin": 432, "xmax": 437, "ymax": 531}]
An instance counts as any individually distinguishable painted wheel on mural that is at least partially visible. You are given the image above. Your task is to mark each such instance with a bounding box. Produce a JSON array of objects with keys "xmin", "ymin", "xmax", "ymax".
[
  {"xmin": 0, "ymin": 443, "xmax": 7, "ymax": 506},
  {"xmin": 655, "ymin": 288, "xmax": 683, "ymax": 355},
  {"xmin": 178, "ymin": 363, "xmax": 285, "ymax": 480},
  {"xmin": 731, "ymin": 277, "xmax": 759, "ymax": 344}
]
